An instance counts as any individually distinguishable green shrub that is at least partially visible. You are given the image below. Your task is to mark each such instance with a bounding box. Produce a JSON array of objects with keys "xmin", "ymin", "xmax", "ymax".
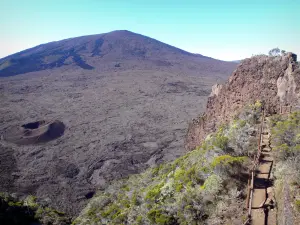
[
  {"xmin": 121, "ymin": 185, "xmax": 130, "ymax": 191},
  {"xmin": 200, "ymin": 174, "xmax": 223, "ymax": 195},
  {"xmin": 152, "ymin": 166, "xmax": 161, "ymax": 176},
  {"xmin": 212, "ymin": 127, "xmax": 229, "ymax": 150},
  {"xmin": 145, "ymin": 183, "xmax": 164, "ymax": 201},
  {"xmin": 254, "ymin": 100, "xmax": 262, "ymax": 109},
  {"xmin": 25, "ymin": 195, "xmax": 38, "ymax": 208},
  {"xmin": 271, "ymin": 112, "xmax": 300, "ymax": 161},
  {"xmin": 131, "ymin": 191, "xmax": 138, "ymax": 206},
  {"xmin": 101, "ymin": 204, "xmax": 121, "ymax": 218},
  {"xmin": 147, "ymin": 208, "xmax": 162, "ymax": 223},
  {"xmin": 295, "ymin": 200, "xmax": 300, "ymax": 211},
  {"xmin": 270, "ymin": 112, "xmax": 300, "ymax": 217},
  {"xmin": 147, "ymin": 208, "xmax": 173, "ymax": 225},
  {"xmin": 175, "ymin": 182, "xmax": 183, "ymax": 192},
  {"xmin": 113, "ymin": 212, "xmax": 127, "ymax": 223},
  {"xmin": 248, "ymin": 100, "xmax": 262, "ymax": 111},
  {"xmin": 136, "ymin": 215, "xmax": 143, "ymax": 224},
  {"xmin": 210, "ymin": 155, "xmax": 246, "ymax": 169},
  {"xmin": 174, "ymin": 167, "xmax": 185, "ymax": 181},
  {"xmin": 8, "ymin": 201, "xmax": 23, "ymax": 207}
]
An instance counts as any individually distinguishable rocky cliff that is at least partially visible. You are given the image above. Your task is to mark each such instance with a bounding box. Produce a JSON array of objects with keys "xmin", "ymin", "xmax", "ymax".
[{"xmin": 186, "ymin": 53, "xmax": 300, "ymax": 150}]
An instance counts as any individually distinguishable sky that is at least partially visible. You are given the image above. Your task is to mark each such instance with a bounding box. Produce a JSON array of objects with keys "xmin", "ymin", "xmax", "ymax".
[{"xmin": 0, "ymin": 0, "xmax": 299, "ymax": 61}]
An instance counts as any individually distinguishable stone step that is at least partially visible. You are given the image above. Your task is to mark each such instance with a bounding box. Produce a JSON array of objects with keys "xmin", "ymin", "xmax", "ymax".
[
  {"xmin": 262, "ymin": 156, "xmax": 273, "ymax": 161},
  {"xmin": 252, "ymin": 209, "xmax": 266, "ymax": 225},
  {"xmin": 252, "ymin": 188, "xmax": 266, "ymax": 208},
  {"xmin": 257, "ymin": 166, "xmax": 272, "ymax": 174},
  {"xmin": 256, "ymin": 172, "xmax": 269, "ymax": 179}
]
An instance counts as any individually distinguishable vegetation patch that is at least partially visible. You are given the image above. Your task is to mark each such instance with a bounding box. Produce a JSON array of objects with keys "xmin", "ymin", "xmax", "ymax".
[
  {"xmin": 74, "ymin": 103, "xmax": 262, "ymax": 224},
  {"xmin": 0, "ymin": 193, "xmax": 70, "ymax": 225},
  {"xmin": 270, "ymin": 111, "xmax": 300, "ymax": 221},
  {"xmin": 210, "ymin": 155, "xmax": 246, "ymax": 169},
  {"xmin": 295, "ymin": 200, "xmax": 300, "ymax": 212}
]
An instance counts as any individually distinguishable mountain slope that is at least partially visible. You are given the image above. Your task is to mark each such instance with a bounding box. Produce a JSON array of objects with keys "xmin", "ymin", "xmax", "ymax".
[
  {"xmin": 0, "ymin": 30, "xmax": 236, "ymax": 216},
  {"xmin": 0, "ymin": 30, "xmax": 235, "ymax": 77}
]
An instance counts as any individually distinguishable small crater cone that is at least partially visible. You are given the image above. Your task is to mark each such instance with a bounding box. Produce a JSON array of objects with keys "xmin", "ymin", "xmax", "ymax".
[{"xmin": 3, "ymin": 120, "xmax": 65, "ymax": 145}]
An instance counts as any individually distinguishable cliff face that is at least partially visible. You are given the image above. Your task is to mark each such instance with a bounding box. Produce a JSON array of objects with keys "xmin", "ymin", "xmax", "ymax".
[{"xmin": 186, "ymin": 53, "xmax": 300, "ymax": 150}]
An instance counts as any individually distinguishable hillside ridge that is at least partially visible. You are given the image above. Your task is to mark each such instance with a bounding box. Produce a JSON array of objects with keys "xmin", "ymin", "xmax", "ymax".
[{"xmin": 0, "ymin": 30, "xmax": 235, "ymax": 77}]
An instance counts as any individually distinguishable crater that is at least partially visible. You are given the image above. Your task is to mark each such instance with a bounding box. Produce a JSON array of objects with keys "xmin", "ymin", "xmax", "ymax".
[
  {"xmin": 4, "ymin": 120, "xmax": 65, "ymax": 145},
  {"xmin": 22, "ymin": 120, "xmax": 46, "ymax": 129}
]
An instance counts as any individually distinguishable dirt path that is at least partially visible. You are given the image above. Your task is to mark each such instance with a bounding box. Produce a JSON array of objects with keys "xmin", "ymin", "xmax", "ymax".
[{"xmin": 251, "ymin": 119, "xmax": 277, "ymax": 225}]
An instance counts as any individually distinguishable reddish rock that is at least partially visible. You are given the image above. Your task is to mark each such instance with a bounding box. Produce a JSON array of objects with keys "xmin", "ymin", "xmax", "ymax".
[{"xmin": 186, "ymin": 53, "xmax": 300, "ymax": 151}]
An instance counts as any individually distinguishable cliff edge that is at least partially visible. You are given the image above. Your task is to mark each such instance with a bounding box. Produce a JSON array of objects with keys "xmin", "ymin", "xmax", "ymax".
[{"xmin": 186, "ymin": 53, "xmax": 300, "ymax": 150}]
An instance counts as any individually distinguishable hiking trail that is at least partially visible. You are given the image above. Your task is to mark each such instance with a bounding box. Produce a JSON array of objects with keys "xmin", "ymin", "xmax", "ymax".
[{"xmin": 250, "ymin": 117, "xmax": 277, "ymax": 225}]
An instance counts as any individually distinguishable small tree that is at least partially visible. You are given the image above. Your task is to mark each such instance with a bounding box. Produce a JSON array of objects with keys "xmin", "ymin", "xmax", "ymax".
[
  {"xmin": 268, "ymin": 48, "xmax": 281, "ymax": 56},
  {"xmin": 268, "ymin": 48, "xmax": 287, "ymax": 57}
]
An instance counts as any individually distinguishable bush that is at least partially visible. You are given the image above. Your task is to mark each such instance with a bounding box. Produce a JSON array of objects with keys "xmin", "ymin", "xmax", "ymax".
[
  {"xmin": 239, "ymin": 101, "xmax": 262, "ymax": 125},
  {"xmin": 270, "ymin": 112, "xmax": 300, "ymax": 220},
  {"xmin": 210, "ymin": 155, "xmax": 246, "ymax": 169},
  {"xmin": 212, "ymin": 126, "xmax": 229, "ymax": 150},
  {"xmin": 145, "ymin": 183, "xmax": 164, "ymax": 202},
  {"xmin": 295, "ymin": 200, "xmax": 300, "ymax": 211},
  {"xmin": 200, "ymin": 174, "xmax": 223, "ymax": 195},
  {"xmin": 271, "ymin": 112, "xmax": 300, "ymax": 161},
  {"xmin": 136, "ymin": 215, "xmax": 143, "ymax": 224},
  {"xmin": 101, "ymin": 203, "xmax": 121, "ymax": 219}
]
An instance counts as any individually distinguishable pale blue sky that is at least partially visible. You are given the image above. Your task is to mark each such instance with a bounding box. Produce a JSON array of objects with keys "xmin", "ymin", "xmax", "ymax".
[{"xmin": 0, "ymin": 0, "xmax": 299, "ymax": 60}]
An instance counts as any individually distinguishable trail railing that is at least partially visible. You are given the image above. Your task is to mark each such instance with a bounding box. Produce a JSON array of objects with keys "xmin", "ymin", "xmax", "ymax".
[
  {"xmin": 244, "ymin": 104, "xmax": 292, "ymax": 224},
  {"xmin": 244, "ymin": 109, "xmax": 265, "ymax": 224},
  {"xmin": 280, "ymin": 105, "xmax": 292, "ymax": 114}
]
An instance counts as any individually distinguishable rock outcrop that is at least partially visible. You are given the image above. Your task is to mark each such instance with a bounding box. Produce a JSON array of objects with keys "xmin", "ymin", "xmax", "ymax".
[{"xmin": 186, "ymin": 53, "xmax": 300, "ymax": 150}]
